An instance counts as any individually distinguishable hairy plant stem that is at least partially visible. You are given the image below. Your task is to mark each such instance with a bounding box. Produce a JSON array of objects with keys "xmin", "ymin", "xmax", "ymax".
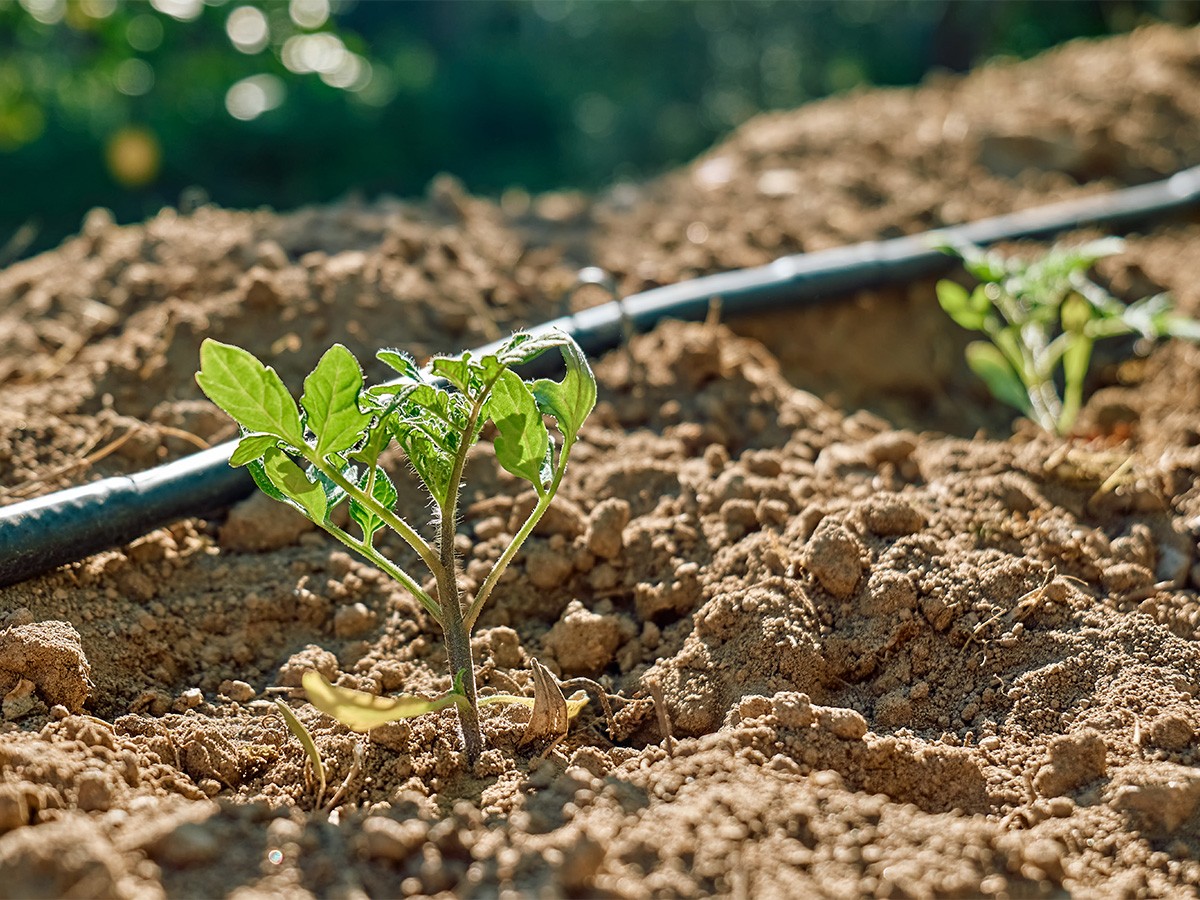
[{"xmin": 433, "ymin": 382, "xmax": 496, "ymax": 764}]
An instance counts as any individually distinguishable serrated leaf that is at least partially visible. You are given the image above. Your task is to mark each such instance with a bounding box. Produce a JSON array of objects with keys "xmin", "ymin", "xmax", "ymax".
[
  {"xmin": 230, "ymin": 433, "xmax": 279, "ymax": 467},
  {"xmin": 196, "ymin": 339, "xmax": 304, "ymax": 445},
  {"xmin": 302, "ymin": 670, "xmax": 459, "ymax": 733},
  {"xmin": 966, "ymin": 342, "xmax": 1031, "ymax": 415},
  {"xmin": 349, "ymin": 467, "xmax": 398, "ymax": 543},
  {"xmin": 431, "ymin": 354, "xmax": 473, "ymax": 394},
  {"xmin": 301, "ymin": 344, "xmax": 373, "ymax": 458},
  {"xmin": 260, "ymin": 447, "xmax": 327, "ymax": 522},
  {"xmin": 531, "ymin": 336, "xmax": 596, "ymax": 445},
  {"xmin": 487, "ymin": 369, "xmax": 551, "ymax": 492}
]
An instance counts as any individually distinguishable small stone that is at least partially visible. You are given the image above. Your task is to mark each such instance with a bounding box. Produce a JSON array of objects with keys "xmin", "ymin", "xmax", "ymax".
[
  {"xmin": 178, "ymin": 688, "xmax": 203, "ymax": 709},
  {"xmin": 1021, "ymin": 837, "xmax": 1065, "ymax": 884},
  {"xmin": 1147, "ymin": 713, "xmax": 1194, "ymax": 751},
  {"xmin": 218, "ymin": 680, "xmax": 255, "ymax": 703},
  {"xmin": 511, "ymin": 491, "xmax": 586, "ymax": 538},
  {"xmin": 861, "ymin": 497, "xmax": 926, "ymax": 536},
  {"xmin": 333, "ymin": 602, "xmax": 376, "ymax": 638},
  {"xmin": 148, "ymin": 822, "xmax": 222, "ymax": 867},
  {"xmin": 544, "ymin": 601, "xmax": 623, "ymax": 676},
  {"xmin": 1114, "ymin": 765, "xmax": 1200, "ymax": 834},
  {"xmin": 864, "ymin": 432, "xmax": 917, "ymax": 465},
  {"xmin": 803, "ymin": 519, "xmax": 866, "ymax": 599},
  {"xmin": 0, "ymin": 620, "xmax": 93, "ymax": 712},
  {"xmin": 585, "ymin": 499, "xmax": 631, "ymax": 559},
  {"xmin": 525, "ymin": 543, "xmax": 574, "ymax": 590},
  {"xmin": 76, "ymin": 772, "xmax": 114, "ymax": 812},
  {"xmin": 817, "ymin": 706, "xmax": 868, "ymax": 740},
  {"xmin": 1033, "ymin": 729, "xmax": 1106, "ymax": 797},
  {"xmin": 720, "ymin": 499, "xmax": 759, "ymax": 533},
  {"xmin": 359, "ymin": 816, "xmax": 426, "ymax": 862},
  {"xmin": 863, "ymin": 570, "xmax": 917, "ymax": 615},
  {"xmin": 477, "ymin": 626, "xmax": 523, "ymax": 669},
  {"xmin": 278, "ymin": 645, "xmax": 338, "ymax": 688},
  {"xmin": 218, "ymin": 491, "xmax": 311, "ymax": 552}
]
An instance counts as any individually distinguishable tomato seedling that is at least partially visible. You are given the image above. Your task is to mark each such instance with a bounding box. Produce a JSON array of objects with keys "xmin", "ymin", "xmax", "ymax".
[
  {"xmin": 937, "ymin": 238, "xmax": 1200, "ymax": 435},
  {"xmin": 197, "ymin": 330, "xmax": 596, "ymax": 762}
]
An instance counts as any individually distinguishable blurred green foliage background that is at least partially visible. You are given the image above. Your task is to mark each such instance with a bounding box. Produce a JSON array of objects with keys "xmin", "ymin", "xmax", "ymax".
[{"xmin": 2, "ymin": 0, "xmax": 1198, "ymax": 258}]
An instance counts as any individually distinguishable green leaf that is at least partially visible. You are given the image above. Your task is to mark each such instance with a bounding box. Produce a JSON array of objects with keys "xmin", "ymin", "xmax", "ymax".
[
  {"xmin": 260, "ymin": 447, "xmax": 327, "ymax": 522},
  {"xmin": 1059, "ymin": 335, "xmax": 1093, "ymax": 435},
  {"xmin": 229, "ymin": 433, "xmax": 279, "ymax": 467},
  {"xmin": 302, "ymin": 670, "xmax": 459, "ymax": 733},
  {"xmin": 431, "ymin": 354, "xmax": 473, "ymax": 394},
  {"xmin": 350, "ymin": 423, "xmax": 391, "ymax": 468},
  {"xmin": 376, "ymin": 349, "xmax": 422, "ymax": 380},
  {"xmin": 196, "ymin": 339, "xmax": 304, "ymax": 445},
  {"xmin": 349, "ymin": 467, "xmax": 398, "ymax": 543},
  {"xmin": 311, "ymin": 463, "xmax": 352, "ymax": 514},
  {"xmin": 966, "ymin": 342, "xmax": 1031, "ymax": 415},
  {"xmin": 247, "ymin": 457, "xmax": 289, "ymax": 505},
  {"xmin": 936, "ymin": 280, "xmax": 988, "ymax": 331},
  {"xmin": 496, "ymin": 329, "xmax": 572, "ymax": 368},
  {"xmin": 531, "ymin": 336, "xmax": 597, "ymax": 445},
  {"xmin": 301, "ymin": 344, "xmax": 373, "ymax": 458},
  {"xmin": 486, "ymin": 369, "xmax": 551, "ymax": 492}
]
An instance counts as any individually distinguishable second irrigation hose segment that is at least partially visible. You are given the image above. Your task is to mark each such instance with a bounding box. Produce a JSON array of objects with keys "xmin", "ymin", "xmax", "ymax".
[{"xmin": 2, "ymin": 163, "xmax": 1200, "ymax": 588}]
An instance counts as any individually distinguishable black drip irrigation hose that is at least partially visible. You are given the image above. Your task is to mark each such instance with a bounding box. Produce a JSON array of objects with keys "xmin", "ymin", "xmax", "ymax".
[{"xmin": 3, "ymin": 164, "xmax": 1200, "ymax": 588}]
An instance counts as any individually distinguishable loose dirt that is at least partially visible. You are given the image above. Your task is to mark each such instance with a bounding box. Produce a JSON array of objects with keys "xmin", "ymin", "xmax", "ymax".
[{"xmin": 2, "ymin": 24, "xmax": 1200, "ymax": 899}]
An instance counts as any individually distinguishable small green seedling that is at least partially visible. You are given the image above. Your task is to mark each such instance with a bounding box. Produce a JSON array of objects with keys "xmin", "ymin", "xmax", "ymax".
[
  {"xmin": 274, "ymin": 699, "xmax": 326, "ymax": 805},
  {"xmin": 936, "ymin": 238, "xmax": 1200, "ymax": 435},
  {"xmin": 197, "ymin": 330, "xmax": 596, "ymax": 762}
]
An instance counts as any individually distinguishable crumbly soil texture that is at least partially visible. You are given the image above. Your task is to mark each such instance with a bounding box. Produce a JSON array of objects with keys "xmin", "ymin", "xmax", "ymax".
[{"xmin": 4, "ymin": 25, "xmax": 1200, "ymax": 900}]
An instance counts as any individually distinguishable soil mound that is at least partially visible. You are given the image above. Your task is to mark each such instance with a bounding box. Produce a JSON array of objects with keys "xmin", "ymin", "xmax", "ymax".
[{"xmin": 2, "ymin": 25, "xmax": 1200, "ymax": 898}]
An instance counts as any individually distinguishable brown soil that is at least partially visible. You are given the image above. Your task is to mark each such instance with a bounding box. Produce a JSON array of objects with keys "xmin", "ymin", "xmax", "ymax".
[{"xmin": 3, "ymin": 24, "xmax": 1200, "ymax": 899}]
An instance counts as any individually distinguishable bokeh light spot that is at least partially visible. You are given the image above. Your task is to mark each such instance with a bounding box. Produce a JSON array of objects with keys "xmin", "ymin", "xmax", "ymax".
[
  {"xmin": 19, "ymin": 0, "xmax": 66, "ymax": 26},
  {"xmin": 149, "ymin": 0, "xmax": 202, "ymax": 23},
  {"xmin": 114, "ymin": 58, "xmax": 155, "ymax": 96},
  {"xmin": 289, "ymin": 0, "xmax": 329, "ymax": 30},
  {"xmin": 79, "ymin": 0, "xmax": 117, "ymax": 20},
  {"xmin": 267, "ymin": 849, "xmax": 284, "ymax": 865},
  {"xmin": 126, "ymin": 14, "xmax": 164, "ymax": 52},
  {"xmin": 573, "ymin": 93, "xmax": 616, "ymax": 137},
  {"xmin": 105, "ymin": 127, "xmax": 161, "ymax": 188},
  {"xmin": 225, "ymin": 74, "xmax": 286, "ymax": 121},
  {"xmin": 226, "ymin": 6, "xmax": 269, "ymax": 54}
]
